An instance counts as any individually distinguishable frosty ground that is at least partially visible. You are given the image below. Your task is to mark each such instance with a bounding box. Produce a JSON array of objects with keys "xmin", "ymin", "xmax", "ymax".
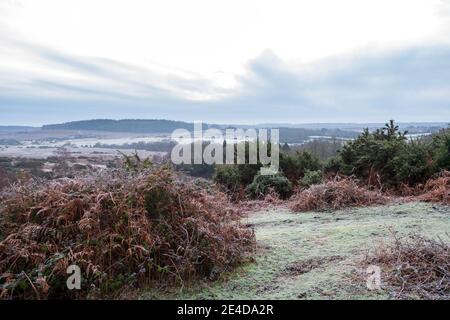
[{"xmin": 142, "ymin": 202, "xmax": 449, "ymax": 300}]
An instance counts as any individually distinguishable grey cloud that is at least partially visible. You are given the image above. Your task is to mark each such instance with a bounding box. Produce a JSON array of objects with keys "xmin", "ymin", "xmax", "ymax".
[
  {"xmin": 208, "ymin": 45, "xmax": 450, "ymax": 123},
  {"xmin": 1, "ymin": 38, "xmax": 450, "ymax": 125}
]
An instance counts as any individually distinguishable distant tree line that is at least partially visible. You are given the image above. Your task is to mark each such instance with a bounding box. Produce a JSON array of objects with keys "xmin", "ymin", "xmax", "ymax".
[
  {"xmin": 42, "ymin": 119, "xmax": 360, "ymax": 143},
  {"xmin": 43, "ymin": 119, "xmax": 199, "ymax": 133}
]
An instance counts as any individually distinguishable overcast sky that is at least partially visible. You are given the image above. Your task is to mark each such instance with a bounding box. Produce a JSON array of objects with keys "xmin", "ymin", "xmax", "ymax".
[{"xmin": 1, "ymin": 0, "xmax": 450, "ymax": 125}]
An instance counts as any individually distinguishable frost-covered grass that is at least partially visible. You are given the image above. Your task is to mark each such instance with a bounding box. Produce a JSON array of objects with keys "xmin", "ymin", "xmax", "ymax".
[{"xmin": 142, "ymin": 202, "xmax": 449, "ymax": 300}]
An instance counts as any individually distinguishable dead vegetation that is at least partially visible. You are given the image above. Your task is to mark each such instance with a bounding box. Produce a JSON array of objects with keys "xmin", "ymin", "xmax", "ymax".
[
  {"xmin": 288, "ymin": 171, "xmax": 449, "ymax": 213},
  {"xmin": 364, "ymin": 233, "xmax": 449, "ymax": 300},
  {"xmin": 238, "ymin": 188, "xmax": 286, "ymax": 213},
  {"xmin": 0, "ymin": 167, "xmax": 255, "ymax": 299},
  {"xmin": 418, "ymin": 171, "xmax": 450, "ymax": 205},
  {"xmin": 289, "ymin": 177, "xmax": 387, "ymax": 212},
  {"xmin": 284, "ymin": 256, "xmax": 343, "ymax": 276}
]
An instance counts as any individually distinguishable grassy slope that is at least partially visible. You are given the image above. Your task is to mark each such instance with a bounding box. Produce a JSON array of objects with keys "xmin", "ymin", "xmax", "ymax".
[{"xmin": 142, "ymin": 202, "xmax": 449, "ymax": 300}]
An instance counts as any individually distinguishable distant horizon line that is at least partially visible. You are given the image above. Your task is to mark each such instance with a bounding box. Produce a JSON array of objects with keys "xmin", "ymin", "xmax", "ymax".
[{"xmin": 0, "ymin": 118, "xmax": 449, "ymax": 129}]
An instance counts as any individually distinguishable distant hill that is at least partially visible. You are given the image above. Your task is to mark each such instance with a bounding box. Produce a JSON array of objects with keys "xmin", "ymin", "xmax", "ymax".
[
  {"xmin": 42, "ymin": 119, "xmax": 199, "ymax": 133},
  {"xmin": 40, "ymin": 119, "xmax": 448, "ymax": 142},
  {"xmin": 0, "ymin": 126, "xmax": 37, "ymax": 132},
  {"xmin": 41, "ymin": 119, "xmax": 360, "ymax": 140}
]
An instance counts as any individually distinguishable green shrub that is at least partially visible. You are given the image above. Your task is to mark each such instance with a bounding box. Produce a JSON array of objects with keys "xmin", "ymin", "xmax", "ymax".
[
  {"xmin": 391, "ymin": 141, "xmax": 434, "ymax": 185},
  {"xmin": 236, "ymin": 163, "xmax": 261, "ymax": 185},
  {"xmin": 324, "ymin": 155, "xmax": 344, "ymax": 174},
  {"xmin": 279, "ymin": 151, "xmax": 322, "ymax": 183},
  {"xmin": 212, "ymin": 141, "xmax": 264, "ymax": 193},
  {"xmin": 431, "ymin": 129, "xmax": 450, "ymax": 170},
  {"xmin": 246, "ymin": 171, "xmax": 293, "ymax": 199},
  {"xmin": 339, "ymin": 132, "xmax": 404, "ymax": 181},
  {"xmin": 213, "ymin": 165, "xmax": 242, "ymax": 193},
  {"xmin": 337, "ymin": 121, "xmax": 412, "ymax": 185},
  {"xmin": 300, "ymin": 170, "xmax": 324, "ymax": 187},
  {"xmin": 177, "ymin": 163, "xmax": 215, "ymax": 178},
  {"xmin": 334, "ymin": 121, "xmax": 449, "ymax": 186}
]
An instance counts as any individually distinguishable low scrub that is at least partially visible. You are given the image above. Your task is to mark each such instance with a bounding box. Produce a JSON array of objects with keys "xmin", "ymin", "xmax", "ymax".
[
  {"xmin": 290, "ymin": 177, "xmax": 386, "ymax": 212},
  {"xmin": 300, "ymin": 170, "xmax": 323, "ymax": 188},
  {"xmin": 279, "ymin": 151, "xmax": 322, "ymax": 183},
  {"xmin": 246, "ymin": 172, "xmax": 293, "ymax": 200},
  {"xmin": 336, "ymin": 122, "xmax": 449, "ymax": 187},
  {"xmin": 419, "ymin": 171, "xmax": 450, "ymax": 205},
  {"xmin": 0, "ymin": 167, "xmax": 254, "ymax": 299},
  {"xmin": 364, "ymin": 234, "xmax": 449, "ymax": 299}
]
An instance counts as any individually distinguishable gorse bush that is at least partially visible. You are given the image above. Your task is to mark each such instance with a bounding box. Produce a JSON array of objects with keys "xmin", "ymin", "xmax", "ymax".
[
  {"xmin": 213, "ymin": 149, "xmax": 321, "ymax": 199},
  {"xmin": 213, "ymin": 165, "xmax": 242, "ymax": 195},
  {"xmin": 0, "ymin": 167, "xmax": 254, "ymax": 299},
  {"xmin": 335, "ymin": 120, "xmax": 448, "ymax": 186},
  {"xmin": 213, "ymin": 121, "xmax": 448, "ymax": 197},
  {"xmin": 279, "ymin": 151, "xmax": 322, "ymax": 183},
  {"xmin": 431, "ymin": 129, "xmax": 450, "ymax": 170},
  {"xmin": 323, "ymin": 155, "xmax": 344, "ymax": 175},
  {"xmin": 390, "ymin": 141, "xmax": 433, "ymax": 185},
  {"xmin": 246, "ymin": 171, "xmax": 293, "ymax": 199},
  {"xmin": 213, "ymin": 141, "xmax": 274, "ymax": 196},
  {"xmin": 300, "ymin": 170, "xmax": 324, "ymax": 187},
  {"xmin": 338, "ymin": 123, "xmax": 408, "ymax": 185}
]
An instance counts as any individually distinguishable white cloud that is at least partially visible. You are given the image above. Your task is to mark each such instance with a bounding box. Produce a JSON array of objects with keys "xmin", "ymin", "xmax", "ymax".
[
  {"xmin": 2, "ymin": 0, "xmax": 448, "ymax": 76},
  {"xmin": 0, "ymin": 0, "xmax": 449, "ymax": 124}
]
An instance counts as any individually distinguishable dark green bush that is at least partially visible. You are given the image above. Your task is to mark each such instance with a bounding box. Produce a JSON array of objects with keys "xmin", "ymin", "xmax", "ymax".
[
  {"xmin": 246, "ymin": 172, "xmax": 293, "ymax": 199},
  {"xmin": 177, "ymin": 163, "xmax": 215, "ymax": 178},
  {"xmin": 279, "ymin": 151, "xmax": 322, "ymax": 183},
  {"xmin": 324, "ymin": 155, "xmax": 344, "ymax": 174},
  {"xmin": 217, "ymin": 122, "xmax": 450, "ymax": 190},
  {"xmin": 213, "ymin": 165, "xmax": 242, "ymax": 194},
  {"xmin": 431, "ymin": 129, "xmax": 450, "ymax": 170},
  {"xmin": 300, "ymin": 170, "xmax": 324, "ymax": 187},
  {"xmin": 335, "ymin": 121, "xmax": 448, "ymax": 186},
  {"xmin": 339, "ymin": 129, "xmax": 406, "ymax": 182},
  {"xmin": 236, "ymin": 163, "xmax": 261, "ymax": 185},
  {"xmin": 213, "ymin": 141, "xmax": 263, "ymax": 193},
  {"xmin": 337, "ymin": 121, "xmax": 409, "ymax": 185},
  {"xmin": 391, "ymin": 141, "xmax": 434, "ymax": 185}
]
